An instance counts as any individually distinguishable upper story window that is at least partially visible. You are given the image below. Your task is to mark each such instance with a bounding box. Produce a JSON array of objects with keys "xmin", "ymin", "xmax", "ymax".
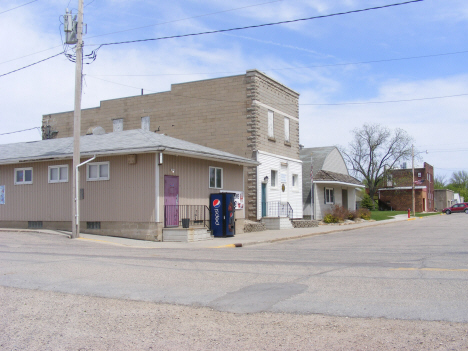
[
  {"xmin": 284, "ymin": 117, "xmax": 290, "ymax": 142},
  {"xmin": 271, "ymin": 170, "xmax": 278, "ymax": 188},
  {"xmin": 113, "ymin": 118, "xmax": 123, "ymax": 132},
  {"xmin": 87, "ymin": 162, "xmax": 110, "ymax": 181},
  {"xmin": 292, "ymin": 174, "xmax": 298, "ymax": 188},
  {"xmin": 141, "ymin": 116, "xmax": 150, "ymax": 131},
  {"xmin": 15, "ymin": 168, "xmax": 33, "ymax": 185},
  {"xmin": 427, "ymin": 173, "xmax": 431, "ymax": 182},
  {"xmin": 268, "ymin": 110, "xmax": 274, "ymax": 138},
  {"xmin": 48, "ymin": 165, "xmax": 68, "ymax": 183},
  {"xmin": 418, "ymin": 172, "xmax": 421, "ymax": 178},
  {"xmin": 209, "ymin": 167, "xmax": 223, "ymax": 189}
]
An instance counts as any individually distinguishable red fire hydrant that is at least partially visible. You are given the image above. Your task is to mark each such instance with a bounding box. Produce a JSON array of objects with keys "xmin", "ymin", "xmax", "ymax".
[{"xmin": 408, "ymin": 208, "xmax": 411, "ymax": 218}]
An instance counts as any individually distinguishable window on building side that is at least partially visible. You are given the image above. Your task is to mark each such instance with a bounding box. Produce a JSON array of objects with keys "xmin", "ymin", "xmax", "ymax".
[
  {"xmin": 325, "ymin": 188, "xmax": 334, "ymax": 204},
  {"xmin": 141, "ymin": 116, "xmax": 150, "ymax": 131},
  {"xmin": 292, "ymin": 174, "xmax": 298, "ymax": 188},
  {"xmin": 87, "ymin": 162, "xmax": 110, "ymax": 181},
  {"xmin": 268, "ymin": 110, "xmax": 274, "ymax": 138},
  {"xmin": 14, "ymin": 168, "xmax": 33, "ymax": 185},
  {"xmin": 418, "ymin": 172, "xmax": 421, "ymax": 178},
  {"xmin": 284, "ymin": 117, "xmax": 290, "ymax": 142},
  {"xmin": 48, "ymin": 165, "xmax": 68, "ymax": 183},
  {"xmin": 113, "ymin": 118, "xmax": 123, "ymax": 132},
  {"xmin": 271, "ymin": 170, "xmax": 278, "ymax": 187},
  {"xmin": 209, "ymin": 167, "xmax": 223, "ymax": 189}
]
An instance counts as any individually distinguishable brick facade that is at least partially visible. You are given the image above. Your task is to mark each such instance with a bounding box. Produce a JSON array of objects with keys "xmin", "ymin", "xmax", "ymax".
[
  {"xmin": 42, "ymin": 70, "xmax": 300, "ymax": 221},
  {"xmin": 378, "ymin": 162, "xmax": 434, "ymax": 212}
]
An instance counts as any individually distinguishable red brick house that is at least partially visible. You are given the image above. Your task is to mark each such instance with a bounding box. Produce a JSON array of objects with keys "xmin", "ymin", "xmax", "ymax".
[{"xmin": 378, "ymin": 162, "xmax": 434, "ymax": 212}]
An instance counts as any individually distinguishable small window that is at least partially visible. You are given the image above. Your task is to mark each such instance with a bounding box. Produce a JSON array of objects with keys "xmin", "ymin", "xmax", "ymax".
[
  {"xmin": 141, "ymin": 116, "xmax": 150, "ymax": 131},
  {"xmin": 292, "ymin": 174, "xmax": 298, "ymax": 188},
  {"xmin": 284, "ymin": 117, "xmax": 290, "ymax": 142},
  {"xmin": 325, "ymin": 188, "xmax": 334, "ymax": 204},
  {"xmin": 15, "ymin": 168, "xmax": 33, "ymax": 185},
  {"xmin": 209, "ymin": 167, "xmax": 223, "ymax": 189},
  {"xmin": 87, "ymin": 222, "xmax": 101, "ymax": 229},
  {"xmin": 418, "ymin": 172, "xmax": 421, "ymax": 178},
  {"xmin": 113, "ymin": 118, "xmax": 123, "ymax": 132},
  {"xmin": 48, "ymin": 165, "xmax": 68, "ymax": 183},
  {"xmin": 28, "ymin": 221, "xmax": 43, "ymax": 229},
  {"xmin": 87, "ymin": 162, "xmax": 110, "ymax": 181},
  {"xmin": 271, "ymin": 170, "xmax": 278, "ymax": 188},
  {"xmin": 268, "ymin": 110, "xmax": 274, "ymax": 138}
]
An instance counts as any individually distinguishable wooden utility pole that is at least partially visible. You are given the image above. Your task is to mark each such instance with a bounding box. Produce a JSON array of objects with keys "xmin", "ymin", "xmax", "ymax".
[
  {"xmin": 412, "ymin": 144, "xmax": 415, "ymax": 217},
  {"xmin": 71, "ymin": 0, "xmax": 84, "ymax": 239}
]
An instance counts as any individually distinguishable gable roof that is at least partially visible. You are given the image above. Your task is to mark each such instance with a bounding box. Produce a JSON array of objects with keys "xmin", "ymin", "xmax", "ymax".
[
  {"xmin": 0, "ymin": 129, "xmax": 258, "ymax": 166},
  {"xmin": 314, "ymin": 170, "xmax": 363, "ymax": 186},
  {"xmin": 299, "ymin": 146, "xmax": 337, "ymax": 177}
]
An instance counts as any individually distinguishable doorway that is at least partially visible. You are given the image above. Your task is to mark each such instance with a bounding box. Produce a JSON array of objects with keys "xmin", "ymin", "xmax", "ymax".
[
  {"xmin": 261, "ymin": 182, "xmax": 267, "ymax": 217},
  {"xmin": 342, "ymin": 189, "xmax": 348, "ymax": 209},
  {"xmin": 164, "ymin": 175, "xmax": 179, "ymax": 227}
]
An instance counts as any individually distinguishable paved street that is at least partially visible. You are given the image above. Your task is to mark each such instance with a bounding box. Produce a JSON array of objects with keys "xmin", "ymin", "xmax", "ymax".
[{"xmin": 1, "ymin": 214, "xmax": 467, "ymax": 322}]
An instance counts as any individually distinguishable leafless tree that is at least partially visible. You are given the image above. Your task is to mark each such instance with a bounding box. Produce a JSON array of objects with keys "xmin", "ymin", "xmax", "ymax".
[
  {"xmin": 434, "ymin": 174, "xmax": 447, "ymax": 189},
  {"xmin": 341, "ymin": 124, "xmax": 413, "ymax": 206}
]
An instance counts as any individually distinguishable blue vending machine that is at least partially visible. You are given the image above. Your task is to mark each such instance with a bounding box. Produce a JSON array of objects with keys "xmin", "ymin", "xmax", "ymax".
[{"xmin": 210, "ymin": 193, "xmax": 235, "ymax": 237}]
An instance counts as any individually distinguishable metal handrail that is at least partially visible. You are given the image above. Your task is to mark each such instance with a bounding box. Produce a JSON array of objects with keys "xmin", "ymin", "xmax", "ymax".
[
  {"xmin": 262, "ymin": 201, "xmax": 293, "ymax": 218},
  {"xmin": 164, "ymin": 205, "xmax": 210, "ymax": 229}
]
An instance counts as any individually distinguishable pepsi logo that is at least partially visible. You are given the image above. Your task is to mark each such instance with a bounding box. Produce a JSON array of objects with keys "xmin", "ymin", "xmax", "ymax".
[{"xmin": 213, "ymin": 199, "xmax": 221, "ymax": 208}]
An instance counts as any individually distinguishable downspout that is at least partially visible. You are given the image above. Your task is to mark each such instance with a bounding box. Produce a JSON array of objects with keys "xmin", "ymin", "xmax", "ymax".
[{"xmin": 75, "ymin": 155, "xmax": 96, "ymax": 238}]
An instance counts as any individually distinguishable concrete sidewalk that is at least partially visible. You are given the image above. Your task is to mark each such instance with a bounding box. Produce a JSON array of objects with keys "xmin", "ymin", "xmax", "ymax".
[{"xmin": 0, "ymin": 214, "xmax": 427, "ymax": 249}]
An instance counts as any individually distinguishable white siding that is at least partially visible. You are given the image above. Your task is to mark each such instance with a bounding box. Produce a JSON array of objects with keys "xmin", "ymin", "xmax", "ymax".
[
  {"xmin": 313, "ymin": 183, "xmax": 358, "ymax": 220},
  {"xmin": 257, "ymin": 151, "xmax": 303, "ymax": 220},
  {"xmin": 322, "ymin": 148, "xmax": 348, "ymax": 174}
]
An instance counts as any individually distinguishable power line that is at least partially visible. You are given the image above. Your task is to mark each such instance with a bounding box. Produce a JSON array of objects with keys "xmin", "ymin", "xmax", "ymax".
[
  {"xmin": 88, "ymin": 49, "xmax": 468, "ymax": 77},
  {"xmin": 0, "ymin": 0, "xmax": 424, "ymax": 79},
  {"xmin": 86, "ymin": 0, "xmax": 284, "ymax": 40},
  {"xmin": 0, "ymin": 0, "xmax": 283, "ymax": 65},
  {"xmin": 0, "ymin": 51, "xmax": 65, "ymax": 78},
  {"xmin": 0, "ymin": 127, "xmax": 41, "ymax": 136},
  {"xmin": 88, "ymin": 75, "xmax": 468, "ymax": 106},
  {"xmin": 0, "ymin": 0, "xmax": 38, "ymax": 15},
  {"xmin": 301, "ymin": 93, "xmax": 468, "ymax": 106},
  {"xmin": 87, "ymin": 0, "xmax": 424, "ymax": 49}
]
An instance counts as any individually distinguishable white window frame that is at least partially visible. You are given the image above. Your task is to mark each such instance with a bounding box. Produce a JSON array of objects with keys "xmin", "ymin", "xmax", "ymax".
[
  {"xmin": 418, "ymin": 172, "xmax": 421, "ymax": 178},
  {"xmin": 141, "ymin": 116, "xmax": 150, "ymax": 131},
  {"xmin": 270, "ymin": 170, "xmax": 278, "ymax": 188},
  {"xmin": 284, "ymin": 117, "xmax": 290, "ymax": 142},
  {"xmin": 268, "ymin": 110, "xmax": 274, "ymax": 138},
  {"xmin": 86, "ymin": 162, "xmax": 110, "ymax": 181},
  {"xmin": 292, "ymin": 174, "xmax": 299, "ymax": 189},
  {"xmin": 48, "ymin": 165, "xmax": 69, "ymax": 183},
  {"xmin": 14, "ymin": 167, "xmax": 33, "ymax": 185},
  {"xmin": 113, "ymin": 118, "xmax": 123, "ymax": 132},
  {"xmin": 209, "ymin": 167, "xmax": 223, "ymax": 189},
  {"xmin": 325, "ymin": 188, "xmax": 334, "ymax": 204}
]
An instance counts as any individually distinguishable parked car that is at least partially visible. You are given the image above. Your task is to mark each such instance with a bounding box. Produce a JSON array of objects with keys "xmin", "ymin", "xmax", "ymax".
[{"xmin": 442, "ymin": 202, "xmax": 468, "ymax": 214}]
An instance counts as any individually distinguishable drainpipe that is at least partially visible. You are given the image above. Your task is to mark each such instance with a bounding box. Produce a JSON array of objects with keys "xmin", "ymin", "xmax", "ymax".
[{"xmin": 74, "ymin": 155, "xmax": 96, "ymax": 238}]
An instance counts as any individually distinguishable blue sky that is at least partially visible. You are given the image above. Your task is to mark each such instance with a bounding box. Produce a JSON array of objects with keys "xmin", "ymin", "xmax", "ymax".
[{"xmin": 1, "ymin": 0, "xmax": 467, "ymax": 181}]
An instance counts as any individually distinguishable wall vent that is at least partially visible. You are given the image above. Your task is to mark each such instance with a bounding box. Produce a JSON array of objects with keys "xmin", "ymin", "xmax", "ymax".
[
  {"xmin": 28, "ymin": 221, "xmax": 43, "ymax": 229},
  {"xmin": 87, "ymin": 222, "xmax": 101, "ymax": 229}
]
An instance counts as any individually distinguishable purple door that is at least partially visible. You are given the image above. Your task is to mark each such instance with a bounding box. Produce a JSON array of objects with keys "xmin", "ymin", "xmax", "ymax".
[{"xmin": 164, "ymin": 175, "xmax": 179, "ymax": 227}]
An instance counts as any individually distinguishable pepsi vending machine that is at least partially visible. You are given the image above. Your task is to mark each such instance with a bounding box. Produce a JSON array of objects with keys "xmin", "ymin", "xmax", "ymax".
[{"xmin": 210, "ymin": 193, "xmax": 235, "ymax": 237}]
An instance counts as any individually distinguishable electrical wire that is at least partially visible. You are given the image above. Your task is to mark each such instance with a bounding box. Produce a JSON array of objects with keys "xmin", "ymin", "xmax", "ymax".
[
  {"xmin": 0, "ymin": 0, "xmax": 38, "ymax": 15},
  {"xmin": 85, "ymin": 0, "xmax": 284, "ymax": 40},
  {"xmin": 0, "ymin": 0, "xmax": 425, "ymax": 78},
  {"xmin": 0, "ymin": 127, "xmax": 41, "ymax": 136},
  {"xmin": 87, "ymin": 0, "xmax": 424, "ymax": 50},
  {"xmin": 87, "ymin": 75, "xmax": 468, "ymax": 106},
  {"xmin": 0, "ymin": 52, "xmax": 65, "ymax": 78}
]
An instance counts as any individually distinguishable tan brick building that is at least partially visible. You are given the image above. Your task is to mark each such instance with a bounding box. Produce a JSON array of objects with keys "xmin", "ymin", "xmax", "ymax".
[{"xmin": 42, "ymin": 69, "xmax": 303, "ymax": 221}]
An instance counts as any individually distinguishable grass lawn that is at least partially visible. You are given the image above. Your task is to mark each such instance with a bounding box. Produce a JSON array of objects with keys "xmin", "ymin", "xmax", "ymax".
[{"xmin": 370, "ymin": 210, "xmax": 441, "ymax": 221}]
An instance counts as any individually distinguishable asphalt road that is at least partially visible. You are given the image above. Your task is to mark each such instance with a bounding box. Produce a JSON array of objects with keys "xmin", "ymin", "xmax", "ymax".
[{"xmin": 1, "ymin": 214, "xmax": 467, "ymax": 322}]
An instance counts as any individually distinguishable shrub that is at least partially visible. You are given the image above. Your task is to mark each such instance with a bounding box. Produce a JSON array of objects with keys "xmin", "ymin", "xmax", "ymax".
[
  {"xmin": 360, "ymin": 194, "xmax": 375, "ymax": 210},
  {"xmin": 357, "ymin": 208, "xmax": 371, "ymax": 220},
  {"xmin": 330, "ymin": 204, "xmax": 349, "ymax": 222},
  {"xmin": 323, "ymin": 213, "xmax": 339, "ymax": 223},
  {"xmin": 347, "ymin": 210, "xmax": 357, "ymax": 220}
]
